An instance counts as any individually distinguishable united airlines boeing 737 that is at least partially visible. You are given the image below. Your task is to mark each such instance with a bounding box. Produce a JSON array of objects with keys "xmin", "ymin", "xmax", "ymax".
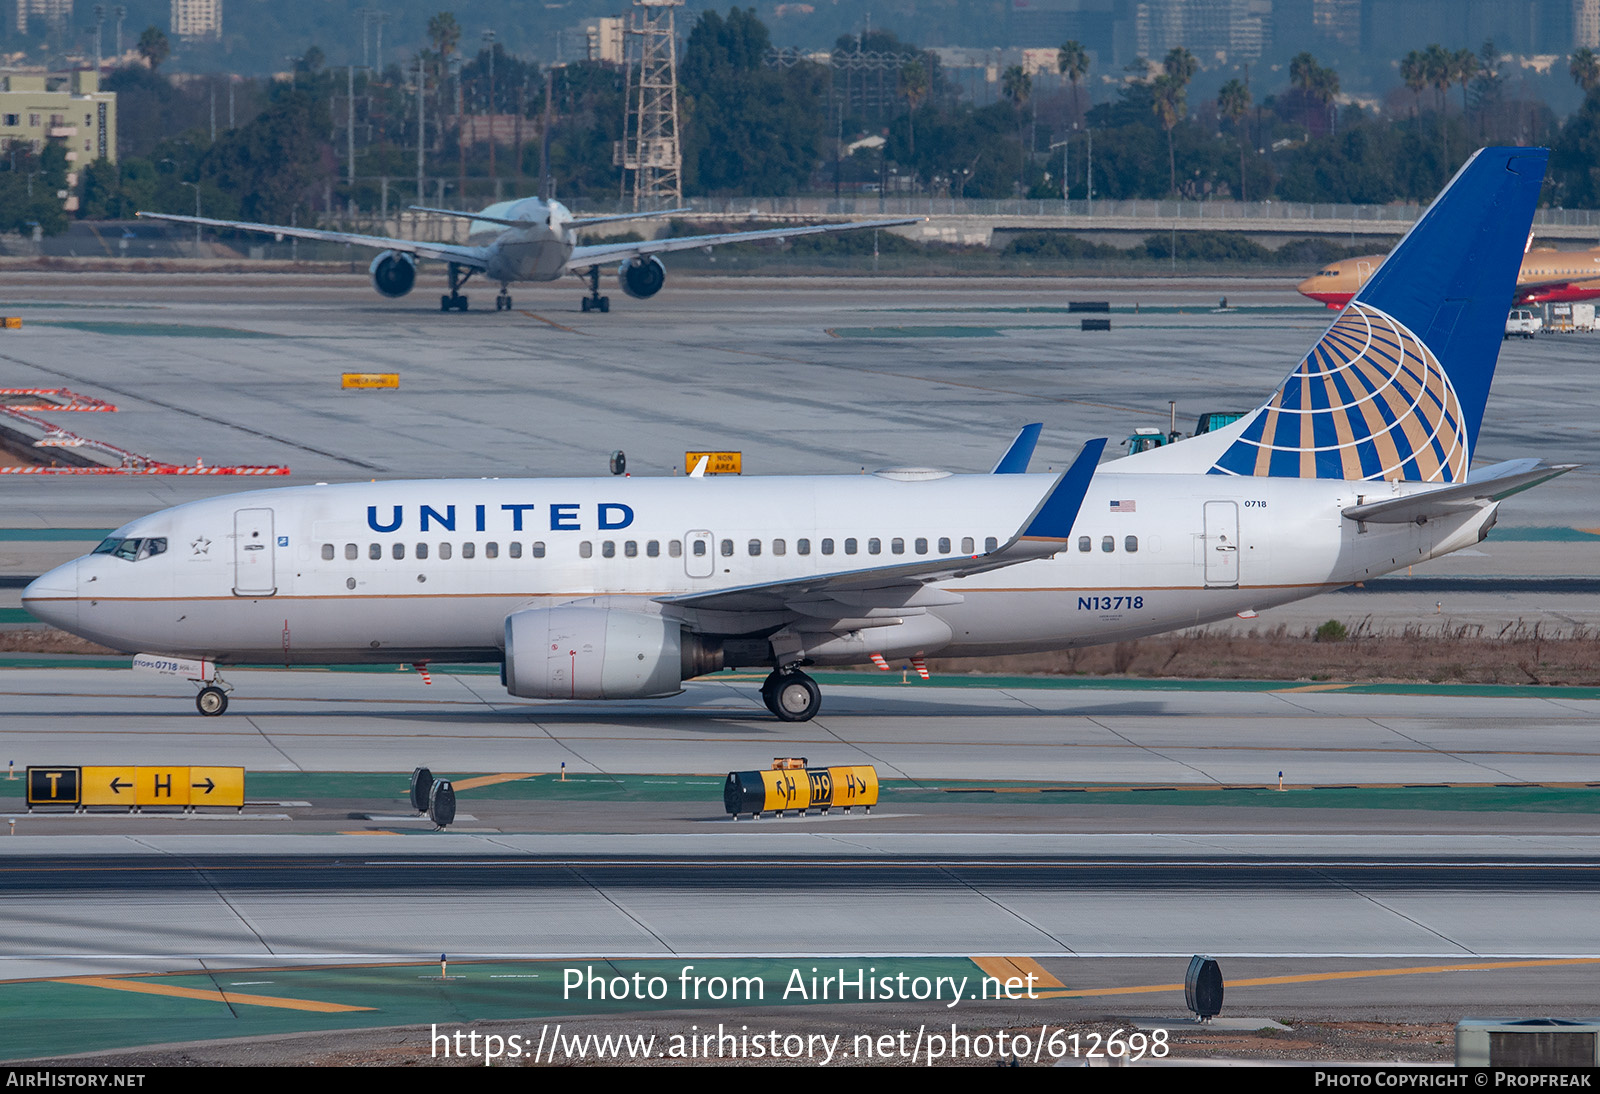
[
  {"xmin": 137, "ymin": 198, "xmax": 919, "ymax": 313},
  {"xmin": 32, "ymin": 148, "xmax": 1569, "ymax": 721}
]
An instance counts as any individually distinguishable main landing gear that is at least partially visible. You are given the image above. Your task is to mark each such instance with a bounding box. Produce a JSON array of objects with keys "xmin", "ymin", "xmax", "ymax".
[
  {"xmin": 580, "ymin": 266, "xmax": 610, "ymax": 313},
  {"xmin": 761, "ymin": 668, "xmax": 821, "ymax": 722},
  {"xmin": 495, "ymin": 283, "xmax": 513, "ymax": 311},
  {"xmin": 440, "ymin": 262, "xmax": 473, "ymax": 312}
]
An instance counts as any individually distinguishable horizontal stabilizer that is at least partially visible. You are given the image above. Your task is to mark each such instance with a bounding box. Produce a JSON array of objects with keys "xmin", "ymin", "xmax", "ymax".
[
  {"xmin": 408, "ymin": 205, "xmax": 542, "ymax": 229},
  {"xmin": 1341, "ymin": 459, "xmax": 1576, "ymax": 524},
  {"xmin": 565, "ymin": 208, "xmax": 691, "ymax": 229},
  {"xmin": 991, "ymin": 423, "xmax": 1043, "ymax": 474}
]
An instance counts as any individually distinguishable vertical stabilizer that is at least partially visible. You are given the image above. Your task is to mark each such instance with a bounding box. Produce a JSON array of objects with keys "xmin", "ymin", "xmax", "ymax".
[{"xmin": 1203, "ymin": 147, "xmax": 1548, "ymax": 482}]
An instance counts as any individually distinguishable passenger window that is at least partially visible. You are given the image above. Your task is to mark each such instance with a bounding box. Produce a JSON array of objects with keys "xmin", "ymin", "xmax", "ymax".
[
  {"xmin": 868, "ymin": 538, "xmax": 881, "ymax": 554},
  {"xmin": 532, "ymin": 542, "xmax": 546, "ymax": 558},
  {"xmin": 821, "ymin": 538, "xmax": 834, "ymax": 555},
  {"xmin": 773, "ymin": 539, "xmax": 786, "ymax": 556},
  {"xmin": 417, "ymin": 543, "xmax": 429, "ymax": 559},
  {"xmin": 345, "ymin": 544, "xmax": 358, "ymax": 561},
  {"xmin": 366, "ymin": 543, "xmax": 379, "ymax": 560},
  {"xmin": 1125, "ymin": 536, "xmax": 1138, "ymax": 553},
  {"xmin": 1101, "ymin": 536, "xmax": 1114, "ymax": 553},
  {"xmin": 797, "ymin": 539, "xmax": 811, "ymax": 555},
  {"xmin": 669, "ymin": 540, "xmax": 682, "ymax": 558},
  {"xmin": 720, "ymin": 539, "xmax": 733, "ymax": 557},
  {"xmin": 646, "ymin": 541, "xmax": 659, "ymax": 558},
  {"xmin": 439, "ymin": 543, "xmax": 452, "ymax": 560},
  {"xmin": 1078, "ymin": 536, "xmax": 1091, "ymax": 552},
  {"xmin": 844, "ymin": 538, "xmax": 857, "ymax": 554},
  {"xmin": 625, "ymin": 540, "xmax": 637, "ymax": 558},
  {"xmin": 392, "ymin": 543, "xmax": 405, "ymax": 560},
  {"xmin": 985, "ymin": 537, "xmax": 998, "ymax": 552},
  {"xmin": 748, "ymin": 539, "xmax": 762, "ymax": 556},
  {"xmin": 509, "ymin": 542, "xmax": 522, "ymax": 559},
  {"xmin": 692, "ymin": 540, "xmax": 706, "ymax": 557},
  {"xmin": 486, "ymin": 542, "xmax": 498, "ymax": 558},
  {"xmin": 920, "ymin": 538, "xmax": 933, "ymax": 554},
  {"xmin": 601, "ymin": 541, "xmax": 615, "ymax": 558},
  {"xmin": 321, "ymin": 543, "xmax": 334, "ymax": 560},
  {"xmin": 962, "ymin": 537, "xmax": 975, "ymax": 554},
  {"xmin": 462, "ymin": 542, "xmax": 476, "ymax": 559},
  {"xmin": 579, "ymin": 541, "xmax": 593, "ymax": 559}
]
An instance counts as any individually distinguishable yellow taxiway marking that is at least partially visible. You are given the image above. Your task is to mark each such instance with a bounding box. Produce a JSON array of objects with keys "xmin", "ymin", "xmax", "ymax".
[
  {"xmin": 450, "ymin": 773, "xmax": 539, "ymax": 791},
  {"xmin": 517, "ymin": 310, "xmax": 584, "ymax": 335},
  {"xmin": 1271, "ymin": 683, "xmax": 1354, "ymax": 693},
  {"xmin": 972, "ymin": 956, "xmax": 1065, "ymax": 989},
  {"xmin": 58, "ymin": 977, "xmax": 374, "ymax": 1012},
  {"xmin": 1029, "ymin": 958, "xmax": 1600, "ymax": 999}
]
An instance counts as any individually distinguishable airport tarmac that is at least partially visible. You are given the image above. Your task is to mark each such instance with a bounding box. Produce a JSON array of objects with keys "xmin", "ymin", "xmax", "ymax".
[{"xmin": 2, "ymin": 271, "xmax": 1598, "ymax": 1062}]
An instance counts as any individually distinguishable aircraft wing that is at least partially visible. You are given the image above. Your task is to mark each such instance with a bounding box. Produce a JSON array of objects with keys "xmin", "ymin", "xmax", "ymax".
[
  {"xmin": 657, "ymin": 439, "xmax": 1105, "ymax": 617},
  {"xmin": 133, "ymin": 212, "xmax": 492, "ymax": 269},
  {"xmin": 1341, "ymin": 459, "xmax": 1577, "ymax": 525},
  {"xmin": 565, "ymin": 217, "xmax": 924, "ymax": 270}
]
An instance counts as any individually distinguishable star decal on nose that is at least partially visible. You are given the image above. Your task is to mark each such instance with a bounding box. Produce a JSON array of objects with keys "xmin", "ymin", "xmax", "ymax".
[{"xmin": 191, "ymin": 536, "xmax": 211, "ymax": 555}]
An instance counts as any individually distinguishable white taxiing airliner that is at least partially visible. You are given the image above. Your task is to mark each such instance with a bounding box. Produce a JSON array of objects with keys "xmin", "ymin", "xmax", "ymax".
[
  {"xmin": 137, "ymin": 198, "xmax": 919, "ymax": 313},
  {"xmin": 32, "ymin": 147, "xmax": 1569, "ymax": 721}
]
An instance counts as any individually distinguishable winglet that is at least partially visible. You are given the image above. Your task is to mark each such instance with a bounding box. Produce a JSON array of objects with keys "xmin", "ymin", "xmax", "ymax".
[
  {"xmin": 1018, "ymin": 438, "xmax": 1106, "ymax": 541},
  {"xmin": 688, "ymin": 455, "xmax": 709, "ymax": 479},
  {"xmin": 991, "ymin": 423, "xmax": 1043, "ymax": 474}
]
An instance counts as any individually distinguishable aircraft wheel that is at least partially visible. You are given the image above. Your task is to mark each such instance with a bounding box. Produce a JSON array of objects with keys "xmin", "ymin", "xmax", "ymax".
[
  {"xmin": 196, "ymin": 686, "xmax": 228, "ymax": 717},
  {"xmin": 440, "ymin": 295, "xmax": 452, "ymax": 312},
  {"xmin": 581, "ymin": 298, "xmax": 591, "ymax": 312},
  {"xmin": 455, "ymin": 296, "xmax": 469, "ymax": 312},
  {"xmin": 766, "ymin": 671, "xmax": 820, "ymax": 722},
  {"xmin": 598, "ymin": 296, "xmax": 610, "ymax": 314}
]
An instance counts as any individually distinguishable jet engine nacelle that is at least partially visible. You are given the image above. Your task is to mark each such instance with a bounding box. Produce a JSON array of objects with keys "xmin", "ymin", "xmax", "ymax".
[
  {"xmin": 503, "ymin": 604, "xmax": 721, "ymax": 699},
  {"xmin": 369, "ymin": 250, "xmax": 417, "ymax": 298},
  {"xmin": 617, "ymin": 255, "xmax": 666, "ymax": 299}
]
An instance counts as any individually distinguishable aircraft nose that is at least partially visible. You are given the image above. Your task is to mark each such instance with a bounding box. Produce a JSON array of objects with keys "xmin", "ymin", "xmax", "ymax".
[{"xmin": 21, "ymin": 559, "xmax": 79, "ymax": 630}]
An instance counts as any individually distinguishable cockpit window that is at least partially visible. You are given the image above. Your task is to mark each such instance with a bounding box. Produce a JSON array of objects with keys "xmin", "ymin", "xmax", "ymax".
[{"xmin": 92, "ymin": 537, "xmax": 167, "ymax": 561}]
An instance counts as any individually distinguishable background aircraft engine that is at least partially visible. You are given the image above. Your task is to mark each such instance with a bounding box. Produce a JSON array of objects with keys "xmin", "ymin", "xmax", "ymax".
[
  {"xmin": 617, "ymin": 255, "xmax": 666, "ymax": 299},
  {"xmin": 369, "ymin": 251, "xmax": 417, "ymax": 297},
  {"xmin": 503, "ymin": 605, "xmax": 720, "ymax": 699}
]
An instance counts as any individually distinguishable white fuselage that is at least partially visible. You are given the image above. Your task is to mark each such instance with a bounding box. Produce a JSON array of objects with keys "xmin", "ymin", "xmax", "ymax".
[
  {"xmin": 22, "ymin": 469, "xmax": 1496, "ymax": 668},
  {"xmin": 467, "ymin": 197, "xmax": 578, "ymax": 283}
]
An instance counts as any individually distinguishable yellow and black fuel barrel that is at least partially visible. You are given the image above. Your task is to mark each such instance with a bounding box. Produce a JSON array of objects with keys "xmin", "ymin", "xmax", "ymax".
[{"xmin": 725, "ymin": 765, "xmax": 877, "ymax": 817}]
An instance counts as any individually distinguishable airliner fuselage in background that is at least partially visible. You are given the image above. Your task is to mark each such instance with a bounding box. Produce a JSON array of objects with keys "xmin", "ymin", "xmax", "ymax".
[
  {"xmin": 137, "ymin": 197, "xmax": 920, "ymax": 313},
  {"xmin": 1299, "ymin": 243, "xmax": 1600, "ymax": 309},
  {"xmin": 34, "ymin": 148, "xmax": 1569, "ymax": 721}
]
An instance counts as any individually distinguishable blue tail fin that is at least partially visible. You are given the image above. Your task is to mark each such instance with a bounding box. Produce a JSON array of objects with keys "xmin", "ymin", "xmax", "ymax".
[{"xmin": 1209, "ymin": 148, "xmax": 1548, "ymax": 482}]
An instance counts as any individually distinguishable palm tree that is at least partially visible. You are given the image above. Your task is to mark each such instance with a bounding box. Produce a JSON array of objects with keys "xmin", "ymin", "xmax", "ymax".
[
  {"xmin": 1401, "ymin": 49, "xmax": 1426, "ymax": 117},
  {"xmin": 136, "ymin": 26, "xmax": 169, "ymax": 71},
  {"xmin": 899, "ymin": 59, "xmax": 928, "ymax": 157},
  {"xmin": 1002, "ymin": 64, "xmax": 1032, "ymax": 194},
  {"xmin": 1573, "ymin": 47, "xmax": 1600, "ymax": 94},
  {"xmin": 1453, "ymin": 48, "xmax": 1479, "ymax": 114},
  {"xmin": 1311, "ymin": 63, "xmax": 1340, "ymax": 133},
  {"xmin": 1153, "ymin": 48, "xmax": 1196, "ymax": 197},
  {"xmin": 1057, "ymin": 40, "xmax": 1089, "ymax": 126},
  {"xmin": 1423, "ymin": 43, "xmax": 1454, "ymax": 165},
  {"xmin": 1217, "ymin": 78, "xmax": 1250, "ymax": 201}
]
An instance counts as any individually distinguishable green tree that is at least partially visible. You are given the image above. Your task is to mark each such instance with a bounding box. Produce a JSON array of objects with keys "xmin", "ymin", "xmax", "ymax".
[
  {"xmin": 1400, "ymin": 49, "xmax": 1427, "ymax": 117},
  {"xmin": 1453, "ymin": 48, "xmax": 1479, "ymax": 113},
  {"xmin": 1151, "ymin": 49, "xmax": 1195, "ymax": 196},
  {"xmin": 1001, "ymin": 64, "xmax": 1032, "ymax": 192},
  {"xmin": 137, "ymin": 26, "xmax": 169, "ymax": 72},
  {"xmin": 899, "ymin": 59, "xmax": 928, "ymax": 157},
  {"xmin": 1572, "ymin": 47, "xmax": 1600, "ymax": 94}
]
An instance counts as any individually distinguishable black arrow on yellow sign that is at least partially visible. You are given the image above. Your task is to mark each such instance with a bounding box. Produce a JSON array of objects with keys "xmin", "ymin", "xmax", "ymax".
[
  {"xmin": 108, "ymin": 777, "xmax": 131, "ymax": 794},
  {"xmin": 193, "ymin": 778, "xmax": 215, "ymax": 794}
]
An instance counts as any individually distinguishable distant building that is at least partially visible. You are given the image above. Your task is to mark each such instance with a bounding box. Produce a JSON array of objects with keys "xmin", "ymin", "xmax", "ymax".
[
  {"xmin": 1577, "ymin": 0, "xmax": 1600, "ymax": 48},
  {"xmin": 171, "ymin": 0, "xmax": 221, "ymax": 41},
  {"xmin": 1135, "ymin": 0, "xmax": 1264, "ymax": 63},
  {"xmin": 585, "ymin": 17, "xmax": 625, "ymax": 64},
  {"xmin": 14, "ymin": 0, "xmax": 72, "ymax": 36},
  {"xmin": 0, "ymin": 70, "xmax": 117, "ymax": 212}
]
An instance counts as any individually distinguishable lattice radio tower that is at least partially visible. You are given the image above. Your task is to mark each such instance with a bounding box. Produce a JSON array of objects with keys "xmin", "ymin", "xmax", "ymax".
[{"xmin": 616, "ymin": 0, "xmax": 683, "ymax": 211}]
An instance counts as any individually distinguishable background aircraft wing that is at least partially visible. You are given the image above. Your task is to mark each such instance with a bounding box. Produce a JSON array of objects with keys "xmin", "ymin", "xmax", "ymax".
[
  {"xmin": 134, "ymin": 212, "xmax": 491, "ymax": 269},
  {"xmin": 565, "ymin": 217, "xmax": 923, "ymax": 270},
  {"xmin": 658, "ymin": 440, "xmax": 1104, "ymax": 616}
]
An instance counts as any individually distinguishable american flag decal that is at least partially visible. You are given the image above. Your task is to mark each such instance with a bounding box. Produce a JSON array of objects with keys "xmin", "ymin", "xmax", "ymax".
[{"xmin": 1110, "ymin": 499, "xmax": 1136, "ymax": 512}]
